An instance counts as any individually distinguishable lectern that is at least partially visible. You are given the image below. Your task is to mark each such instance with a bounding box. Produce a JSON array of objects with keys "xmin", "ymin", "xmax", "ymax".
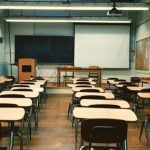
[{"xmin": 18, "ymin": 58, "xmax": 36, "ymax": 81}]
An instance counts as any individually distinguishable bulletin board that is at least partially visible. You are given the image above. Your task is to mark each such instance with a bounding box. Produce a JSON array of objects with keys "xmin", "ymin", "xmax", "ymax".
[{"xmin": 136, "ymin": 37, "xmax": 150, "ymax": 71}]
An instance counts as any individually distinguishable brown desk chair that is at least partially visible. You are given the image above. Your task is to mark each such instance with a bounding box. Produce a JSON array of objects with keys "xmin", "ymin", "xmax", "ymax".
[
  {"xmin": 80, "ymin": 119, "xmax": 128, "ymax": 150},
  {"xmin": 130, "ymin": 77, "xmax": 140, "ymax": 86},
  {"xmin": 88, "ymin": 66, "xmax": 100, "ymax": 81}
]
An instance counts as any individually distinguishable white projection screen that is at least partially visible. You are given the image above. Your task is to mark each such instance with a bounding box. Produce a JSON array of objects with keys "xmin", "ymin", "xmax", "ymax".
[{"xmin": 74, "ymin": 24, "xmax": 130, "ymax": 68}]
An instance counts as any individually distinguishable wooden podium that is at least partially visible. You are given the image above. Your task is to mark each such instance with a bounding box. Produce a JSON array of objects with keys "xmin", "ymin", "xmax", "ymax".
[{"xmin": 18, "ymin": 58, "xmax": 36, "ymax": 81}]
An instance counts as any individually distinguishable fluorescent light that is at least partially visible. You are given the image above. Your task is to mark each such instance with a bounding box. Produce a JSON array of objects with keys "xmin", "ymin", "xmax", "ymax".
[
  {"xmin": 5, "ymin": 17, "xmax": 132, "ymax": 24},
  {"xmin": 0, "ymin": 4, "xmax": 111, "ymax": 10},
  {"xmin": 0, "ymin": 2, "xmax": 149, "ymax": 11},
  {"xmin": 118, "ymin": 6, "xmax": 149, "ymax": 11}
]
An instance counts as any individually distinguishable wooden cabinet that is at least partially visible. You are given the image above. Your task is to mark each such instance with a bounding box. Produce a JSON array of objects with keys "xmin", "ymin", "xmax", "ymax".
[{"xmin": 18, "ymin": 58, "xmax": 36, "ymax": 81}]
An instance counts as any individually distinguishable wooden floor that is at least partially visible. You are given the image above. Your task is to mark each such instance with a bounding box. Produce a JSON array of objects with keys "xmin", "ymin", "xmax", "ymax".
[{"xmin": 1, "ymin": 93, "xmax": 150, "ymax": 150}]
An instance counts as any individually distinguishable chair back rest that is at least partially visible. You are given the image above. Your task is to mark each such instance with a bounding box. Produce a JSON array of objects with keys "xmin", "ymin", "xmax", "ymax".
[
  {"xmin": 20, "ymin": 82, "xmax": 35, "ymax": 85},
  {"xmin": 76, "ymin": 85, "xmax": 93, "ymax": 87},
  {"xmin": 88, "ymin": 104, "xmax": 121, "ymax": 108},
  {"xmin": 76, "ymin": 79, "xmax": 89, "ymax": 81},
  {"xmin": 12, "ymin": 88, "xmax": 33, "ymax": 91},
  {"xmin": 76, "ymin": 81, "xmax": 91, "ymax": 84},
  {"xmin": 80, "ymin": 95, "xmax": 106, "ymax": 100},
  {"xmin": 81, "ymin": 119, "xmax": 127, "ymax": 144},
  {"xmin": 130, "ymin": 77, "xmax": 140, "ymax": 85},
  {"xmin": 0, "ymin": 94, "xmax": 25, "ymax": 98},
  {"xmin": 80, "ymin": 89, "xmax": 100, "ymax": 93},
  {"xmin": 0, "ymin": 103, "xmax": 18, "ymax": 107},
  {"xmin": 12, "ymin": 85, "xmax": 30, "ymax": 88}
]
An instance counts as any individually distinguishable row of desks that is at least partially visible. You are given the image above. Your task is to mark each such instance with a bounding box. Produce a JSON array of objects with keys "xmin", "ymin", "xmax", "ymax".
[
  {"xmin": 0, "ymin": 78, "xmax": 48, "ymax": 150},
  {"xmin": 68, "ymin": 82, "xmax": 138, "ymax": 150}
]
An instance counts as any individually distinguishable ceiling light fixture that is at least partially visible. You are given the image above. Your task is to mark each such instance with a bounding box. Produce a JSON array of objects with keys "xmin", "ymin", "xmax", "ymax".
[
  {"xmin": 5, "ymin": 17, "xmax": 132, "ymax": 24},
  {"xmin": 0, "ymin": 2, "xmax": 149, "ymax": 11}
]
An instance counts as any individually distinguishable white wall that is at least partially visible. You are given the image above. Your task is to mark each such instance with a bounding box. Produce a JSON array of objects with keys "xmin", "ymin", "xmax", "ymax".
[
  {"xmin": 5, "ymin": 22, "xmax": 74, "ymax": 79},
  {"xmin": 3, "ymin": 21, "xmax": 137, "ymax": 81}
]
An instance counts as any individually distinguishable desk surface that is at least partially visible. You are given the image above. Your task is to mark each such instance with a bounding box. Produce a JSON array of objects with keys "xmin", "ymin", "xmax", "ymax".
[
  {"xmin": 127, "ymin": 86, "xmax": 147, "ymax": 92},
  {"xmin": 11, "ymin": 86, "xmax": 44, "ymax": 93},
  {"xmin": 0, "ymin": 108, "xmax": 25, "ymax": 121},
  {"xmin": 138, "ymin": 92, "xmax": 150, "ymax": 99},
  {"xmin": 73, "ymin": 107, "xmax": 137, "ymax": 122},
  {"xmin": 80, "ymin": 99, "xmax": 130, "ymax": 108},
  {"xmin": 0, "ymin": 98, "xmax": 32, "ymax": 107},
  {"xmin": 73, "ymin": 81, "xmax": 96, "ymax": 84},
  {"xmin": 13, "ymin": 83, "xmax": 41, "ymax": 88},
  {"xmin": 141, "ymin": 79, "xmax": 150, "ymax": 84},
  {"xmin": 0, "ymin": 91, "xmax": 39, "ymax": 98},
  {"xmin": 75, "ymin": 92, "xmax": 115, "ymax": 99},
  {"xmin": 67, "ymin": 84, "xmax": 95, "ymax": 88},
  {"xmin": 107, "ymin": 80, "xmax": 122, "ymax": 85},
  {"xmin": 20, "ymin": 81, "xmax": 45, "ymax": 86},
  {"xmin": 72, "ymin": 87, "xmax": 104, "ymax": 92}
]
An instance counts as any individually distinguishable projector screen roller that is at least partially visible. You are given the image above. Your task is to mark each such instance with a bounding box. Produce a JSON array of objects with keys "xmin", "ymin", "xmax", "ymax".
[{"xmin": 74, "ymin": 24, "xmax": 130, "ymax": 68}]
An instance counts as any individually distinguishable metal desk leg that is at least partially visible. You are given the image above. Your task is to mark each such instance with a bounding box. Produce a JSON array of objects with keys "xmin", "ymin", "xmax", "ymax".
[{"xmin": 9, "ymin": 122, "xmax": 14, "ymax": 150}]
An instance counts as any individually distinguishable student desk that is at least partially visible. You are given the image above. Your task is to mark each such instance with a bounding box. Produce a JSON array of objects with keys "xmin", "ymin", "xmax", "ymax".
[
  {"xmin": 80, "ymin": 99, "xmax": 130, "ymax": 108},
  {"xmin": 57, "ymin": 67, "xmax": 102, "ymax": 87},
  {"xmin": 72, "ymin": 78, "xmax": 95, "ymax": 82},
  {"xmin": 138, "ymin": 92, "xmax": 150, "ymax": 99},
  {"xmin": 0, "ymin": 108, "xmax": 25, "ymax": 150},
  {"xmin": 0, "ymin": 98, "xmax": 32, "ymax": 107},
  {"xmin": 67, "ymin": 84, "xmax": 95, "ymax": 88},
  {"xmin": 75, "ymin": 92, "xmax": 115, "ymax": 99},
  {"xmin": 73, "ymin": 107, "xmax": 137, "ymax": 150},
  {"xmin": 140, "ymin": 79, "xmax": 150, "ymax": 86},
  {"xmin": 0, "ymin": 91, "xmax": 39, "ymax": 128},
  {"xmin": 127, "ymin": 86, "xmax": 150, "ymax": 101},
  {"xmin": 73, "ymin": 107, "xmax": 137, "ymax": 121},
  {"xmin": 0, "ymin": 91, "xmax": 39, "ymax": 99},
  {"xmin": 11, "ymin": 86, "xmax": 44, "ymax": 93},
  {"xmin": 127, "ymin": 86, "xmax": 147, "ymax": 92},
  {"xmin": 72, "ymin": 87, "xmax": 104, "ymax": 93}
]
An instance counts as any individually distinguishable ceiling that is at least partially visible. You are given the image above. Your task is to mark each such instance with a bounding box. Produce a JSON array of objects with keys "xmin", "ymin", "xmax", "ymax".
[{"xmin": 1, "ymin": 0, "xmax": 149, "ymax": 20}]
